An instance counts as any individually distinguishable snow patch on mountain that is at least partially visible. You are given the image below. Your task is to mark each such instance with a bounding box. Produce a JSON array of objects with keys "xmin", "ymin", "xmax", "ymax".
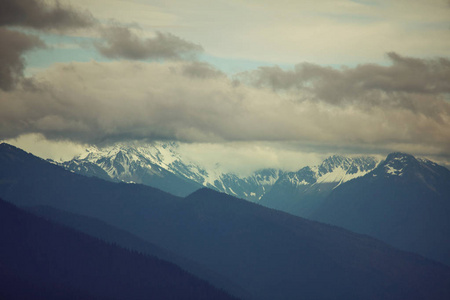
[{"xmin": 385, "ymin": 165, "xmax": 403, "ymax": 176}]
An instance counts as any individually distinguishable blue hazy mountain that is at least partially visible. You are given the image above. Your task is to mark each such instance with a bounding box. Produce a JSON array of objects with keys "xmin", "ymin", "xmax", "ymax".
[
  {"xmin": 26, "ymin": 204, "xmax": 248, "ymax": 299},
  {"xmin": 312, "ymin": 152, "xmax": 450, "ymax": 265},
  {"xmin": 2, "ymin": 143, "xmax": 450, "ymax": 299},
  {"xmin": 0, "ymin": 197, "xmax": 237, "ymax": 300}
]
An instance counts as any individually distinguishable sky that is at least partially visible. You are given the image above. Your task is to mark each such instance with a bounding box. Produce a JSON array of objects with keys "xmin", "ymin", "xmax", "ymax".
[{"xmin": 1, "ymin": 0, "xmax": 450, "ymax": 173}]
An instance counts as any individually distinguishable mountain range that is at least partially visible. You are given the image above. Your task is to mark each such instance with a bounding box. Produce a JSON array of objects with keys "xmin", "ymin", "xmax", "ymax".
[
  {"xmin": 53, "ymin": 142, "xmax": 450, "ymax": 265},
  {"xmin": 2, "ymin": 142, "xmax": 450, "ymax": 299},
  {"xmin": 57, "ymin": 142, "xmax": 375, "ymax": 202}
]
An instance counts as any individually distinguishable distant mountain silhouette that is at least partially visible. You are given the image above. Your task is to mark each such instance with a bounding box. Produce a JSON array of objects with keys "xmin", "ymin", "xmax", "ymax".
[
  {"xmin": 312, "ymin": 152, "xmax": 450, "ymax": 265},
  {"xmin": 0, "ymin": 198, "xmax": 237, "ymax": 300},
  {"xmin": 2, "ymin": 143, "xmax": 450, "ymax": 300}
]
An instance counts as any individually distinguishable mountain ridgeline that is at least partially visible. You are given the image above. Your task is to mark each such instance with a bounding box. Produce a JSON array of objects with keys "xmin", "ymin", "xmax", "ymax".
[
  {"xmin": 59, "ymin": 143, "xmax": 383, "ymax": 203},
  {"xmin": 1, "ymin": 143, "xmax": 450, "ymax": 299},
  {"xmin": 57, "ymin": 142, "xmax": 284, "ymax": 201},
  {"xmin": 13, "ymin": 141, "xmax": 450, "ymax": 265}
]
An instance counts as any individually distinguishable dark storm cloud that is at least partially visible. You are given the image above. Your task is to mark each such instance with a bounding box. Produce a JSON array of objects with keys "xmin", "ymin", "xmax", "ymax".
[
  {"xmin": 96, "ymin": 25, "xmax": 203, "ymax": 60},
  {"xmin": 0, "ymin": 28, "xmax": 45, "ymax": 90},
  {"xmin": 242, "ymin": 53, "xmax": 450, "ymax": 108},
  {"xmin": 0, "ymin": 0, "xmax": 95, "ymax": 30}
]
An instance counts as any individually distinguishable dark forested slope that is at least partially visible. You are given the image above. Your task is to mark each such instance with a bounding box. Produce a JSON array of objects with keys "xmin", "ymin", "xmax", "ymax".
[{"xmin": 0, "ymin": 198, "xmax": 236, "ymax": 300}]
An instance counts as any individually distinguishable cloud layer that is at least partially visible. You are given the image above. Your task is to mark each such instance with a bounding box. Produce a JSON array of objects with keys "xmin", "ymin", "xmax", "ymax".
[
  {"xmin": 239, "ymin": 53, "xmax": 450, "ymax": 122},
  {"xmin": 96, "ymin": 25, "xmax": 203, "ymax": 60},
  {"xmin": 243, "ymin": 53, "xmax": 450, "ymax": 97},
  {"xmin": 1, "ymin": 58, "xmax": 449, "ymax": 159}
]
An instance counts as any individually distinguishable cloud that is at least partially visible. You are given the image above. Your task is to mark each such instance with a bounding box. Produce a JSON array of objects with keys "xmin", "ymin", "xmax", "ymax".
[
  {"xmin": 242, "ymin": 53, "xmax": 450, "ymax": 95},
  {"xmin": 0, "ymin": 0, "xmax": 95, "ymax": 30},
  {"xmin": 0, "ymin": 28, "xmax": 45, "ymax": 90},
  {"xmin": 2, "ymin": 133, "xmax": 87, "ymax": 162},
  {"xmin": 181, "ymin": 62, "xmax": 225, "ymax": 79},
  {"xmin": 0, "ymin": 0, "xmax": 202, "ymax": 91},
  {"xmin": 96, "ymin": 24, "xmax": 203, "ymax": 60},
  {"xmin": 0, "ymin": 0, "xmax": 95, "ymax": 91},
  {"xmin": 239, "ymin": 53, "xmax": 450, "ymax": 118},
  {"xmin": 0, "ymin": 60, "xmax": 449, "ymax": 160},
  {"xmin": 177, "ymin": 142, "xmax": 325, "ymax": 175}
]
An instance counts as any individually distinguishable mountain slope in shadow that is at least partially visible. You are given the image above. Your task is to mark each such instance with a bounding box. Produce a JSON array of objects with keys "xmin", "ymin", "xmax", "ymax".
[
  {"xmin": 0, "ymin": 198, "xmax": 237, "ymax": 300},
  {"xmin": 26, "ymin": 204, "xmax": 249, "ymax": 299}
]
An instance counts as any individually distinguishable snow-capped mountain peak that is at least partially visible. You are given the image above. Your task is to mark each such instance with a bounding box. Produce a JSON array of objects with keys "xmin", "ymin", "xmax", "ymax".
[
  {"xmin": 374, "ymin": 152, "xmax": 448, "ymax": 184},
  {"xmin": 380, "ymin": 153, "xmax": 420, "ymax": 177},
  {"xmin": 280, "ymin": 155, "xmax": 380, "ymax": 188},
  {"xmin": 59, "ymin": 142, "xmax": 205, "ymax": 197},
  {"xmin": 60, "ymin": 142, "xmax": 283, "ymax": 201},
  {"xmin": 317, "ymin": 155, "xmax": 351, "ymax": 174}
]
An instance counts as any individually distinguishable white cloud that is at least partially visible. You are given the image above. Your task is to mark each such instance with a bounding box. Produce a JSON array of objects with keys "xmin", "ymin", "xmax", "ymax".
[{"xmin": 178, "ymin": 142, "xmax": 325, "ymax": 175}]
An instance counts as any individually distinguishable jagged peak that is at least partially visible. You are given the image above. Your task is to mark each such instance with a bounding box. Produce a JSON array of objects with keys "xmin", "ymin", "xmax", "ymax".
[
  {"xmin": 318, "ymin": 155, "xmax": 378, "ymax": 175},
  {"xmin": 385, "ymin": 152, "xmax": 416, "ymax": 163},
  {"xmin": 278, "ymin": 155, "xmax": 380, "ymax": 187},
  {"xmin": 321, "ymin": 155, "xmax": 350, "ymax": 166}
]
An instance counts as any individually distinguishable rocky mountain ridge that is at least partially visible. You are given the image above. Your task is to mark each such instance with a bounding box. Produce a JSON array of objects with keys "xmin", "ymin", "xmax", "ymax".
[{"xmin": 59, "ymin": 142, "xmax": 379, "ymax": 201}]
